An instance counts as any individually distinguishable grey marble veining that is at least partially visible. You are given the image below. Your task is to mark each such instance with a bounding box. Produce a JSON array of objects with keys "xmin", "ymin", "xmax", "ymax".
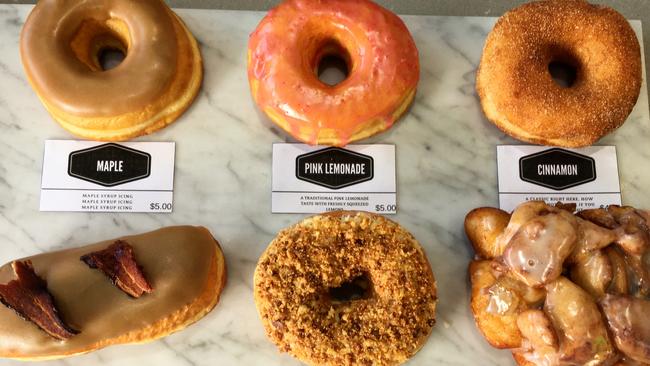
[{"xmin": 0, "ymin": 6, "xmax": 648, "ymax": 366}]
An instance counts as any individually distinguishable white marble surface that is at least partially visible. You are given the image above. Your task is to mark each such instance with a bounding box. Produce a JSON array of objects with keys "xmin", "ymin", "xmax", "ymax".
[{"xmin": 0, "ymin": 5, "xmax": 648, "ymax": 366}]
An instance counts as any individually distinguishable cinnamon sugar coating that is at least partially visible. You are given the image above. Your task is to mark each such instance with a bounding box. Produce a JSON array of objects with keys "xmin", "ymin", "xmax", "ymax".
[
  {"xmin": 477, "ymin": 0, "xmax": 642, "ymax": 147},
  {"xmin": 254, "ymin": 211, "xmax": 437, "ymax": 366}
]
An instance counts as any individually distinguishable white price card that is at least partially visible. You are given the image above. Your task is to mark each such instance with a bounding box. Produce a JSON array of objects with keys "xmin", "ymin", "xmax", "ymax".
[
  {"xmin": 40, "ymin": 140, "xmax": 175, "ymax": 213},
  {"xmin": 497, "ymin": 145, "xmax": 621, "ymax": 212},
  {"xmin": 272, "ymin": 144, "xmax": 397, "ymax": 214}
]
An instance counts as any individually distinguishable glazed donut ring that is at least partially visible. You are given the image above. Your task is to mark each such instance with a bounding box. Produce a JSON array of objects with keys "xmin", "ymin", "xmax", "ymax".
[
  {"xmin": 20, "ymin": 0, "xmax": 203, "ymax": 141},
  {"xmin": 248, "ymin": 0, "xmax": 419, "ymax": 146},
  {"xmin": 477, "ymin": 0, "xmax": 642, "ymax": 147},
  {"xmin": 254, "ymin": 211, "xmax": 437, "ymax": 366}
]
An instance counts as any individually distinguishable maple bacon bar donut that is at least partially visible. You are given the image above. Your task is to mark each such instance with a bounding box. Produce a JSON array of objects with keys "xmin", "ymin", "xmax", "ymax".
[
  {"xmin": 20, "ymin": 0, "xmax": 203, "ymax": 141},
  {"xmin": 0, "ymin": 226, "xmax": 226, "ymax": 360}
]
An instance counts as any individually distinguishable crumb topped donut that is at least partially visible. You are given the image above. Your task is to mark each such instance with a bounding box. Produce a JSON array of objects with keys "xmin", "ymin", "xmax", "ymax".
[
  {"xmin": 254, "ymin": 211, "xmax": 437, "ymax": 366},
  {"xmin": 477, "ymin": 0, "xmax": 642, "ymax": 147},
  {"xmin": 20, "ymin": 0, "xmax": 203, "ymax": 141},
  {"xmin": 248, "ymin": 0, "xmax": 419, "ymax": 146}
]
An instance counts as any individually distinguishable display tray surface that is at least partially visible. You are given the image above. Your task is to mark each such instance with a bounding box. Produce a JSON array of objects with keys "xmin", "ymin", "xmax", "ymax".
[{"xmin": 0, "ymin": 5, "xmax": 648, "ymax": 366}]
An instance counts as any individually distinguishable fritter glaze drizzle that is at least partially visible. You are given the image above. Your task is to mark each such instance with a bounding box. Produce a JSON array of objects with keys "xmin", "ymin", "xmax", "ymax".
[{"xmin": 466, "ymin": 201, "xmax": 650, "ymax": 365}]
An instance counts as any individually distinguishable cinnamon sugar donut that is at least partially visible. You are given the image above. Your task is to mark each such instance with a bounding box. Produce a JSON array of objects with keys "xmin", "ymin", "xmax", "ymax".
[
  {"xmin": 254, "ymin": 211, "xmax": 437, "ymax": 366},
  {"xmin": 477, "ymin": 0, "xmax": 642, "ymax": 147},
  {"xmin": 248, "ymin": 0, "xmax": 419, "ymax": 146}
]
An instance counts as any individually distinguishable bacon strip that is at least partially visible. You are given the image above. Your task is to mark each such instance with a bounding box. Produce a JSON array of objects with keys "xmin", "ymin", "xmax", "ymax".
[
  {"xmin": 81, "ymin": 240, "xmax": 153, "ymax": 298},
  {"xmin": 0, "ymin": 261, "xmax": 78, "ymax": 340}
]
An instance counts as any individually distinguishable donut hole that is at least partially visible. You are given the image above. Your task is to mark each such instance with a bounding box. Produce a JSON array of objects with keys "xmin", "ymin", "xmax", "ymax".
[
  {"xmin": 69, "ymin": 19, "xmax": 130, "ymax": 72},
  {"xmin": 318, "ymin": 54, "xmax": 349, "ymax": 86},
  {"xmin": 315, "ymin": 40, "xmax": 352, "ymax": 87},
  {"xmin": 548, "ymin": 60, "xmax": 579, "ymax": 88},
  {"xmin": 329, "ymin": 273, "xmax": 373, "ymax": 303},
  {"xmin": 98, "ymin": 47, "xmax": 126, "ymax": 71}
]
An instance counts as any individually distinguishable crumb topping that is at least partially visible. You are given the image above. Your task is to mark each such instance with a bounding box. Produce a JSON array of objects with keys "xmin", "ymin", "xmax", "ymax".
[{"xmin": 255, "ymin": 211, "xmax": 437, "ymax": 366}]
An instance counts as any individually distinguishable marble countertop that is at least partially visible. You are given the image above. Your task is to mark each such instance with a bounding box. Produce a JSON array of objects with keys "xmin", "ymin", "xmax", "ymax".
[{"xmin": 0, "ymin": 5, "xmax": 649, "ymax": 366}]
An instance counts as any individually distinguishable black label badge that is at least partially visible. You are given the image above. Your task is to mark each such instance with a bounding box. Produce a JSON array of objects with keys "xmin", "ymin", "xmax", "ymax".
[
  {"xmin": 68, "ymin": 143, "xmax": 151, "ymax": 187},
  {"xmin": 519, "ymin": 148, "xmax": 596, "ymax": 191},
  {"xmin": 296, "ymin": 147, "xmax": 374, "ymax": 189}
]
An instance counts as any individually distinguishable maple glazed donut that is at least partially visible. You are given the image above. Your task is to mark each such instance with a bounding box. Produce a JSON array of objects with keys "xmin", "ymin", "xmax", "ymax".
[
  {"xmin": 254, "ymin": 211, "xmax": 437, "ymax": 366},
  {"xmin": 20, "ymin": 0, "xmax": 203, "ymax": 141},
  {"xmin": 476, "ymin": 0, "xmax": 642, "ymax": 147},
  {"xmin": 248, "ymin": 0, "xmax": 419, "ymax": 146}
]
